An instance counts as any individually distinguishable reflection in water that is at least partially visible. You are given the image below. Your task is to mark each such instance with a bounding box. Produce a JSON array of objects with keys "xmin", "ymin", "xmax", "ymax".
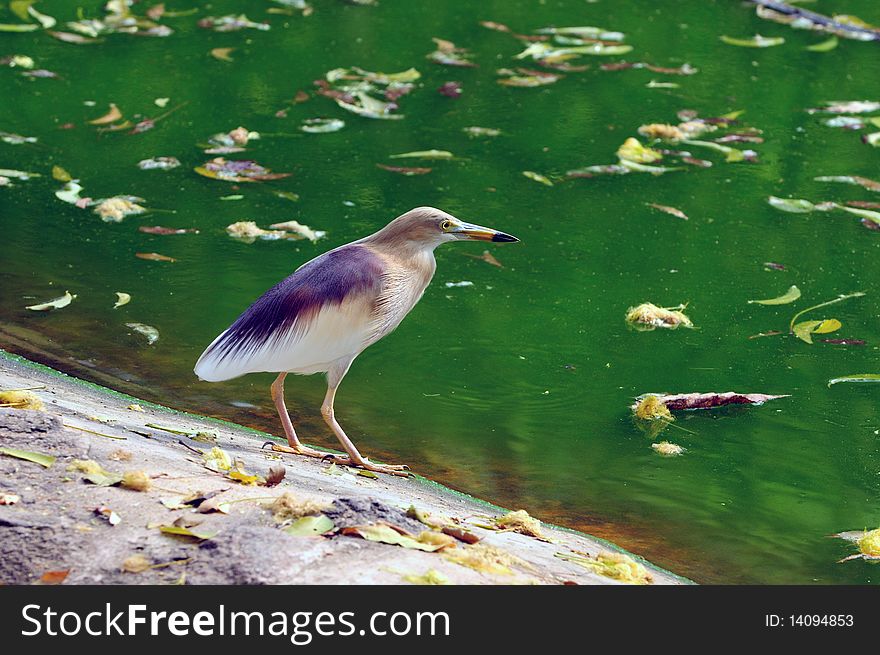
[{"xmin": 3, "ymin": 0, "xmax": 880, "ymax": 583}]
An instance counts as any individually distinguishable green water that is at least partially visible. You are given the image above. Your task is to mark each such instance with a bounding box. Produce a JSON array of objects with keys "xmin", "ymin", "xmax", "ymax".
[{"xmin": 3, "ymin": 0, "xmax": 880, "ymax": 584}]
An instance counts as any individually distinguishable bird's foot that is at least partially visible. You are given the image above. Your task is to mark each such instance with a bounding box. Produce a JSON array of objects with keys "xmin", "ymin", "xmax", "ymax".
[
  {"xmin": 343, "ymin": 457, "xmax": 411, "ymax": 477},
  {"xmin": 262, "ymin": 441, "xmax": 342, "ymax": 460}
]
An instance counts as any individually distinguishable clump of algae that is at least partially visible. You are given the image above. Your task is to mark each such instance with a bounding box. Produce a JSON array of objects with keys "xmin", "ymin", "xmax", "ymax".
[
  {"xmin": 625, "ymin": 302, "xmax": 693, "ymax": 331},
  {"xmin": 634, "ymin": 395, "xmax": 674, "ymax": 422},
  {"xmin": 268, "ymin": 492, "xmax": 328, "ymax": 522},
  {"xmin": 652, "ymin": 441, "xmax": 685, "ymax": 457},
  {"xmin": 557, "ymin": 550, "xmax": 654, "ymax": 585},
  {"xmin": 857, "ymin": 529, "xmax": 880, "ymax": 557},
  {"xmin": 0, "ymin": 390, "xmax": 44, "ymax": 411},
  {"xmin": 495, "ymin": 510, "xmax": 545, "ymax": 539}
]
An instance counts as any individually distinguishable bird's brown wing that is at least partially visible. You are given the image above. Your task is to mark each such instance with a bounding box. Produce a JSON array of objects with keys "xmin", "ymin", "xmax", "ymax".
[{"xmin": 194, "ymin": 245, "xmax": 385, "ymax": 381}]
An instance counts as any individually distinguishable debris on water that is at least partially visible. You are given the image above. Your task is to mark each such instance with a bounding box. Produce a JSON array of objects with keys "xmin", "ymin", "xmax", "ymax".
[
  {"xmin": 445, "ymin": 281, "xmax": 474, "ymax": 288},
  {"xmin": 300, "ymin": 118, "xmax": 345, "ymax": 133},
  {"xmin": 195, "ymin": 158, "xmax": 291, "ymax": 182},
  {"xmin": 94, "ymin": 196, "xmax": 146, "ymax": 222},
  {"xmin": 389, "ymin": 149, "xmax": 453, "ymax": 160},
  {"xmin": 632, "ymin": 392, "xmax": 789, "ymax": 413},
  {"xmin": 26, "ymin": 291, "xmax": 76, "ymax": 311},
  {"xmin": 126, "ymin": 323, "xmax": 159, "ymax": 345},
  {"xmin": 814, "ymin": 175, "xmax": 880, "ymax": 192},
  {"xmin": 210, "ymin": 47, "xmax": 235, "ymax": 62},
  {"xmin": 497, "ymin": 67, "xmax": 562, "ymax": 87},
  {"xmin": 633, "ymin": 395, "xmax": 674, "ymax": 422},
  {"xmin": 137, "ymin": 156, "xmax": 180, "ymax": 170},
  {"xmin": 763, "ymin": 262, "xmax": 786, "ymax": 271},
  {"xmin": 522, "ymin": 170, "xmax": 553, "ymax": 186},
  {"xmin": 438, "ymin": 81, "xmax": 462, "ymax": 98},
  {"xmin": 752, "ymin": 1, "xmax": 880, "ymax": 42},
  {"xmin": 427, "ymin": 37, "xmax": 476, "ymax": 67},
  {"xmin": 646, "ymin": 202, "xmax": 688, "ymax": 220},
  {"xmin": 720, "ymin": 34, "xmax": 785, "ymax": 47},
  {"xmin": 267, "ymin": 220, "xmax": 326, "ymax": 241},
  {"xmin": 139, "ymin": 226, "xmax": 198, "ymax": 235},
  {"xmin": 198, "ymin": 15, "xmax": 269, "ymax": 32},
  {"xmin": 376, "ymin": 163, "xmax": 432, "ymax": 175},
  {"xmin": 463, "ymin": 126, "xmax": 501, "ymax": 138},
  {"xmin": 828, "ymin": 374, "xmax": 880, "ymax": 386},
  {"xmin": 135, "ymin": 252, "xmax": 176, "ymax": 262},
  {"xmin": 226, "ymin": 221, "xmax": 287, "ymax": 243},
  {"xmin": 834, "ymin": 528, "xmax": 880, "ymax": 563},
  {"xmin": 113, "ymin": 292, "xmax": 131, "ymax": 309},
  {"xmin": 88, "ymin": 103, "xmax": 122, "ymax": 125},
  {"xmin": 317, "ymin": 66, "xmax": 419, "ymax": 120},
  {"xmin": 652, "ymin": 442, "xmax": 685, "ymax": 456},
  {"xmin": 625, "ymin": 303, "xmax": 693, "ymax": 330}
]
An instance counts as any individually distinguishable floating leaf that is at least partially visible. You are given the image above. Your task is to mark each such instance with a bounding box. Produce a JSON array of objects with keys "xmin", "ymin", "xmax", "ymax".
[
  {"xmin": 126, "ymin": 323, "xmax": 159, "ymax": 345},
  {"xmin": 139, "ymin": 225, "xmax": 198, "ymax": 235},
  {"xmin": 792, "ymin": 318, "xmax": 842, "ymax": 344},
  {"xmin": 646, "ymin": 203, "xmax": 688, "ymax": 220},
  {"xmin": 300, "ymin": 118, "xmax": 345, "ymax": 133},
  {"xmin": 138, "ymin": 157, "xmax": 181, "ymax": 171},
  {"xmin": 268, "ymin": 220, "xmax": 326, "ymax": 242},
  {"xmin": 95, "ymin": 197, "xmax": 146, "ymax": 222},
  {"xmin": 0, "ymin": 23, "xmax": 40, "ymax": 32},
  {"xmin": 748, "ymin": 285, "xmax": 801, "ymax": 305},
  {"xmin": 807, "ymin": 36, "xmax": 839, "ymax": 52},
  {"xmin": 284, "ymin": 515, "xmax": 335, "ymax": 536},
  {"xmin": 720, "ymin": 34, "xmax": 785, "ymax": 48},
  {"xmin": 828, "ymin": 374, "xmax": 880, "ymax": 386},
  {"xmin": 437, "ymin": 81, "xmax": 461, "ymax": 98},
  {"xmin": 389, "ymin": 149, "xmax": 453, "ymax": 160},
  {"xmin": 767, "ymin": 196, "xmax": 817, "ymax": 213},
  {"xmin": 226, "ymin": 221, "xmax": 287, "ymax": 243},
  {"xmin": 198, "ymin": 15, "xmax": 269, "ymax": 32},
  {"xmin": 522, "ymin": 170, "xmax": 553, "ymax": 186},
  {"xmin": 376, "ymin": 163, "xmax": 432, "ymax": 175},
  {"xmin": 814, "ymin": 175, "xmax": 880, "ymax": 192},
  {"xmin": 113, "ymin": 292, "xmax": 131, "ymax": 309},
  {"xmin": 808, "ymin": 101, "xmax": 880, "ymax": 114},
  {"xmin": 26, "ymin": 290, "xmax": 76, "ymax": 311},
  {"xmin": 0, "ymin": 447, "xmax": 55, "ymax": 468},
  {"xmin": 88, "ymin": 103, "xmax": 122, "ymax": 125},
  {"xmin": 195, "ymin": 158, "xmax": 291, "ymax": 183},
  {"xmin": 51, "ymin": 166, "xmax": 71, "ymax": 182},
  {"xmin": 652, "ymin": 442, "xmax": 685, "ymax": 456},
  {"xmin": 789, "ymin": 292, "xmax": 864, "ymax": 334},
  {"xmin": 135, "ymin": 252, "xmax": 176, "ymax": 262},
  {"xmin": 210, "ymin": 47, "xmax": 235, "ymax": 62},
  {"xmin": 463, "ymin": 126, "xmax": 501, "ymax": 138}
]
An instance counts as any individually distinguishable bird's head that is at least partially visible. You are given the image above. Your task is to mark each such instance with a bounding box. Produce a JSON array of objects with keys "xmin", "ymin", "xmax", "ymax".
[{"xmin": 372, "ymin": 207, "xmax": 519, "ymax": 250}]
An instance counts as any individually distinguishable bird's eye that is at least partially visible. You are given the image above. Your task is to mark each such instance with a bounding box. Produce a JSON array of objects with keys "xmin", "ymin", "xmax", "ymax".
[{"xmin": 440, "ymin": 220, "xmax": 452, "ymax": 231}]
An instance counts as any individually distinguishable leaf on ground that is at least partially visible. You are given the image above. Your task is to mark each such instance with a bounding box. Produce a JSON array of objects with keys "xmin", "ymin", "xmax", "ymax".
[
  {"xmin": 720, "ymin": 34, "xmax": 785, "ymax": 47},
  {"xmin": 88, "ymin": 103, "xmax": 122, "ymax": 125},
  {"xmin": 631, "ymin": 392, "xmax": 789, "ymax": 413},
  {"xmin": 125, "ymin": 323, "xmax": 159, "ymax": 345},
  {"xmin": 69, "ymin": 459, "xmax": 123, "ymax": 486},
  {"xmin": 95, "ymin": 505, "xmax": 121, "ymax": 526},
  {"xmin": 39, "ymin": 570, "xmax": 70, "ymax": 585},
  {"xmin": 284, "ymin": 514, "xmax": 335, "ymax": 536},
  {"xmin": 828, "ymin": 374, "xmax": 880, "ymax": 386},
  {"xmin": 0, "ymin": 447, "xmax": 55, "ymax": 468},
  {"xmin": 376, "ymin": 163, "xmax": 432, "ymax": 175},
  {"xmin": 748, "ymin": 284, "xmax": 801, "ymax": 305},
  {"xmin": 263, "ymin": 466, "xmax": 286, "ymax": 487},
  {"xmin": 158, "ymin": 524, "xmax": 218, "ymax": 540},
  {"xmin": 341, "ymin": 523, "xmax": 447, "ymax": 552},
  {"xmin": 26, "ymin": 290, "xmax": 76, "ymax": 311},
  {"xmin": 646, "ymin": 202, "xmax": 688, "ymax": 220}
]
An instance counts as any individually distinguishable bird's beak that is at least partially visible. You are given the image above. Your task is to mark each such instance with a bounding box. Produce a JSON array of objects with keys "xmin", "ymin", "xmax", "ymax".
[{"xmin": 452, "ymin": 221, "xmax": 519, "ymax": 243}]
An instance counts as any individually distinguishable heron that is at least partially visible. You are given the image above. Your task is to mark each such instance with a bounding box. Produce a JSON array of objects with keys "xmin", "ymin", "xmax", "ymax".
[{"xmin": 194, "ymin": 207, "xmax": 518, "ymax": 476}]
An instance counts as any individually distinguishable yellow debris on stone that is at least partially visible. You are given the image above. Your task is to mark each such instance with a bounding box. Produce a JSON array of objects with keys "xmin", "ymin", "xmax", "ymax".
[
  {"xmin": 121, "ymin": 470, "xmax": 152, "ymax": 492},
  {"xmin": 558, "ymin": 550, "xmax": 654, "ymax": 584},
  {"xmin": 268, "ymin": 492, "xmax": 328, "ymax": 522},
  {"xmin": 127, "ymin": 404, "xmax": 145, "ymax": 412},
  {"xmin": 625, "ymin": 302, "xmax": 693, "ymax": 331},
  {"xmin": 443, "ymin": 543, "xmax": 526, "ymax": 576},
  {"xmin": 417, "ymin": 530, "xmax": 457, "ymax": 549},
  {"xmin": 121, "ymin": 554, "xmax": 151, "ymax": 573},
  {"xmin": 403, "ymin": 569, "xmax": 451, "ymax": 585},
  {"xmin": 0, "ymin": 390, "xmax": 44, "ymax": 411},
  {"xmin": 495, "ymin": 509, "xmax": 545, "ymax": 539}
]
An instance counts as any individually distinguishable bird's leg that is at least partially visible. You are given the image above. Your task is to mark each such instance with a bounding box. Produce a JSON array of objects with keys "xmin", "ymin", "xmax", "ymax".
[
  {"xmin": 269, "ymin": 372, "xmax": 342, "ymax": 460},
  {"xmin": 320, "ymin": 372, "xmax": 410, "ymax": 477}
]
